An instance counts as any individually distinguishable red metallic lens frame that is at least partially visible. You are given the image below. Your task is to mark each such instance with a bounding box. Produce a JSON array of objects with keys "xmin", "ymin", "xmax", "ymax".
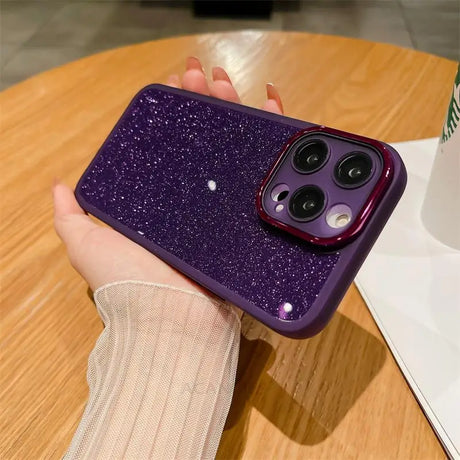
[{"xmin": 256, "ymin": 126, "xmax": 394, "ymax": 248}]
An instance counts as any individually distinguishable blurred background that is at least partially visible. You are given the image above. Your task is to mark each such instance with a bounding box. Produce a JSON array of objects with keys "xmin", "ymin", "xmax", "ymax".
[{"xmin": 1, "ymin": 0, "xmax": 458, "ymax": 91}]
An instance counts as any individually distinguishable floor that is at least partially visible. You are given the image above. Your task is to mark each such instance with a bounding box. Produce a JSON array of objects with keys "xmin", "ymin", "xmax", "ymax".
[{"xmin": 1, "ymin": 0, "xmax": 459, "ymax": 90}]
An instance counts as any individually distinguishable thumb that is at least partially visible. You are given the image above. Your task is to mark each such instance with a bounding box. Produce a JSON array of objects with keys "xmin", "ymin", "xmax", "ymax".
[{"xmin": 53, "ymin": 181, "xmax": 97, "ymax": 252}]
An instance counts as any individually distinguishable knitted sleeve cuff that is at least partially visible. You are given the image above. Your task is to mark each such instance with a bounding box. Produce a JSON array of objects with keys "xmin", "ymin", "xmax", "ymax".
[{"xmin": 65, "ymin": 281, "xmax": 241, "ymax": 460}]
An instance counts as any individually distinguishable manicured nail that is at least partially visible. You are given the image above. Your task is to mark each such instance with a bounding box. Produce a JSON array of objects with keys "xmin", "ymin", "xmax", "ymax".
[
  {"xmin": 266, "ymin": 83, "xmax": 284, "ymax": 113},
  {"xmin": 186, "ymin": 56, "xmax": 205, "ymax": 73},
  {"xmin": 166, "ymin": 74, "xmax": 180, "ymax": 87},
  {"xmin": 212, "ymin": 66, "xmax": 231, "ymax": 83},
  {"xmin": 52, "ymin": 177, "xmax": 60, "ymax": 197}
]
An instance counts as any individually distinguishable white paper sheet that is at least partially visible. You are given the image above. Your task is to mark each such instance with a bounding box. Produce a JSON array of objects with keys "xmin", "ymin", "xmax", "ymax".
[{"xmin": 355, "ymin": 138, "xmax": 460, "ymax": 459}]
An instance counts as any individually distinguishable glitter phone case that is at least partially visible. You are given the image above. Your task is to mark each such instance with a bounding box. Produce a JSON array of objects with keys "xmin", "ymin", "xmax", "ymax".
[{"xmin": 76, "ymin": 85, "xmax": 406, "ymax": 338}]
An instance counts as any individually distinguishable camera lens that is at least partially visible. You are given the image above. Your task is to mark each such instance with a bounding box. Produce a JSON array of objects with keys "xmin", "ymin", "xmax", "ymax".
[
  {"xmin": 334, "ymin": 152, "xmax": 373, "ymax": 188},
  {"xmin": 292, "ymin": 139, "xmax": 329, "ymax": 174},
  {"xmin": 288, "ymin": 185, "xmax": 326, "ymax": 222}
]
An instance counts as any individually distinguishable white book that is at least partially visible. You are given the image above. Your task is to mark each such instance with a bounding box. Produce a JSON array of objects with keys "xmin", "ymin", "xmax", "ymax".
[{"xmin": 356, "ymin": 137, "xmax": 460, "ymax": 459}]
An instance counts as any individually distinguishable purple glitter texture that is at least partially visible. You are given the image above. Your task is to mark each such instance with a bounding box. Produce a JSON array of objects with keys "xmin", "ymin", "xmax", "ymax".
[{"xmin": 78, "ymin": 87, "xmax": 340, "ymax": 320}]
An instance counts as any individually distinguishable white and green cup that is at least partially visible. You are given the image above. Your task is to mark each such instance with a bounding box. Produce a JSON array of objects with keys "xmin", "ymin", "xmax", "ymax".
[{"xmin": 422, "ymin": 63, "xmax": 460, "ymax": 250}]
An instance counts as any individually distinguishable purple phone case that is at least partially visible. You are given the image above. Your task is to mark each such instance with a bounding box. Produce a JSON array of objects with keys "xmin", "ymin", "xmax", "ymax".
[{"xmin": 76, "ymin": 84, "xmax": 406, "ymax": 338}]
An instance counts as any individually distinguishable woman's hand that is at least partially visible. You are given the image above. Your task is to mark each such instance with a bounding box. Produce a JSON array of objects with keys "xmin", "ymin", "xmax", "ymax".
[{"xmin": 53, "ymin": 57, "xmax": 284, "ymax": 293}]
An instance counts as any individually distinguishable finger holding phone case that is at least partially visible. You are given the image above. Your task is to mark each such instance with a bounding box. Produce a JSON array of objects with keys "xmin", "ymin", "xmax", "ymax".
[{"xmin": 76, "ymin": 84, "xmax": 406, "ymax": 338}]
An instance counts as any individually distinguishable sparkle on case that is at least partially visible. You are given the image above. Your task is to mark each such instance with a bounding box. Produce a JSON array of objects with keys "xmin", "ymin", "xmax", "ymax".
[{"xmin": 80, "ymin": 88, "xmax": 339, "ymax": 320}]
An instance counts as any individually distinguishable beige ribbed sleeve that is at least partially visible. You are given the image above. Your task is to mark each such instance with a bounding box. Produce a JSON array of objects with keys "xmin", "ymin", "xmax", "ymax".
[{"xmin": 64, "ymin": 281, "xmax": 241, "ymax": 460}]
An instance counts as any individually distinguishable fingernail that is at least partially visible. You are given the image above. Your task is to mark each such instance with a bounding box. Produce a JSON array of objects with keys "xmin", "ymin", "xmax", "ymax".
[
  {"xmin": 212, "ymin": 66, "xmax": 231, "ymax": 83},
  {"xmin": 266, "ymin": 83, "xmax": 284, "ymax": 113},
  {"xmin": 266, "ymin": 82, "xmax": 276, "ymax": 99},
  {"xmin": 166, "ymin": 74, "xmax": 180, "ymax": 87},
  {"xmin": 186, "ymin": 56, "xmax": 205, "ymax": 73},
  {"xmin": 52, "ymin": 177, "xmax": 60, "ymax": 197}
]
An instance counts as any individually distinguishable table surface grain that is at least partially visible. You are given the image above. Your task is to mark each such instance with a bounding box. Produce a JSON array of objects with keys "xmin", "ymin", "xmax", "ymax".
[{"xmin": 1, "ymin": 31, "xmax": 456, "ymax": 459}]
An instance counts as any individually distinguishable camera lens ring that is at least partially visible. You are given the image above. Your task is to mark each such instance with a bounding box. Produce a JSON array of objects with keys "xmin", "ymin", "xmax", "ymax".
[
  {"xmin": 288, "ymin": 185, "xmax": 326, "ymax": 222},
  {"xmin": 334, "ymin": 151, "xmax": 374, "ymax": 189},
  {"xmin": 292, "ymin": 139, "xmax": 329, "ymax": 174}
]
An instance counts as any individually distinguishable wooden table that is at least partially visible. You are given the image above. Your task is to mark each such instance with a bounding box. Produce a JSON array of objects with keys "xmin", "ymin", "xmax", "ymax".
[{"xmin": 1, "ymin": 31, "xmax": 456, "ymax": 459}]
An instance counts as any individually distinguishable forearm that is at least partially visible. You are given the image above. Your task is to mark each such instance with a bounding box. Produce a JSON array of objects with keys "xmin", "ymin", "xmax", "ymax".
[{"xmin": 65, "ymin": 281, "xmax": 240, "ymax": 460}]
